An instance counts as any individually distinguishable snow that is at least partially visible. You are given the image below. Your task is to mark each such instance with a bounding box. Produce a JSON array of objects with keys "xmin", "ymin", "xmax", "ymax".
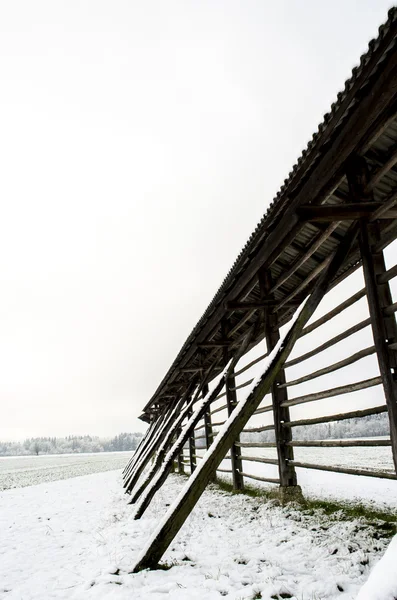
[
  {"xmin": 357, "ymin": 535, "xmax": 397, "ymax": 600},
  {"xmin": 0, "ymin": 468, "xmax": 393, "ymax": 599},
  {"xmin": 133, "ymin": 303, "xmax": 306, "ymax": 568}
]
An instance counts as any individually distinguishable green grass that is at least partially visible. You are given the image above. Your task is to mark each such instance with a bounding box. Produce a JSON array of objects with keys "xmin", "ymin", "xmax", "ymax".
[{"xmin": 211, "ymin": 478, "xmax": 396, "ymax": 538}]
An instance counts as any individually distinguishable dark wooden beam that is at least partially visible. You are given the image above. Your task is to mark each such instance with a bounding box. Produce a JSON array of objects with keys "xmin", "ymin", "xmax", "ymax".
[
  {"xmin": 259, "ymin": 267, "xmax": 297, "ymax": 487},
  {"xmin": 298, "ymin": 202, "xmax": 397, "ymax": 222},
  {"xmin": 347, "ymin": 155, "xmax": 397, "ymax": 472}
]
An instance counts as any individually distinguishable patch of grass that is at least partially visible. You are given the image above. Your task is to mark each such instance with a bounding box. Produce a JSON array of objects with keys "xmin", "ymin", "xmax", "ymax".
[{"xmin": 211, "ymin": 478, "xmax": 396, "ymax": 538}]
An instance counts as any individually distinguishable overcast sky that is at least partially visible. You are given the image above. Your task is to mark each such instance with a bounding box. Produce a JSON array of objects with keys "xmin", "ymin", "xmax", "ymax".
[{"xmin": 0, "ymin": 0, "xmax": 394, "ymax": 441}]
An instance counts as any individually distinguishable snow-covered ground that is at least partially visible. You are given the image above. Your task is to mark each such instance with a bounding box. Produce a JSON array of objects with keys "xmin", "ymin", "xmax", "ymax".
[
  {"xmin": 0, "ymin": 452, "xmax": 132, "ymax": 491},
  {"xmin": 0, "ymin": 468, "xmax": 395, "ymax": 600}
]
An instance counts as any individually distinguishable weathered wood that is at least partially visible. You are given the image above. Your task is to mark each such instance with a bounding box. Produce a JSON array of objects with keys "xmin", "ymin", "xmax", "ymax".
[
  {"xmin": 222, "ymin": 319, "xmax": 244, "ymax": 491},
  {"xmin": 240, "ymin": 473, "xmax": 280, "ymax": 484},
  {"xmin": 211, "ymin": 403, "xmax": 228, "ymax": 415},
  {"xmin": 198, "ymin": 341, "xmax": 231, "ymax": 348},
  {"xmin": 187, "ymin": 405, "xmax": 196, "ymax": 473},
  {"xmin": 279, "ymin": 345, "xmax": 376, "ymax": 388},
  {"xmin": 240, "ymin": 455, "xmax": 279, "ymax": 465},
  {"xmin": 235, "ymin": 351, "xmax": 269, "ymax": 377},
  {"xmin": 348, "ymin": 155, "xmax": 397, "ymax": 471},
  {"xmin": 124, "ymin": 388, "xmax": 193, "ymax": 492},
  {"xmin": 297, "ymin": 202, "xmax": 397, "ymax": 221},
  {"xmin": 236, "ymin": 441, "xmax": 277, "ymax": 448},
  {"xmin": 366, "ymin": 145, "xmax": 397, "ymax": 192},
  {"xmin": 289, "ymin": 461, "xmax": 397, "ymax": 480},
  {"xmin": 260, "ymin": 267, "xmax": 297, "ymax": 487},
  {"xmin": 270, "ymin": 222, "xmax": 340, "ymax": 294},
  {"xmin": 276, "ymin": 254, "xmax": 333, "ymax": 312},
  {"xmin": 289, "ymin": 439, "xmax": 391, "ymax": 447},
  {"xmin": 373, "ymin": 220, "xmax": 397, "ymax": 253},
  {"xmin": 226, "ymin": 300, "xmax": 279, "ymax": 311},
  {"xmin": 378, "ymin": 263, "xmax": 397, "ymax": 284},
  {"xmin": 384, "ymin": 301, "xmax": 397, "ymax": 316},
  {"xmin": 242, "ymin": 424, "xmax": 275, "ymax": 434},
  {"xmin": 283, "ymin": 404, "xmax": 388, "ymax": 428},
  {"xmin": 130, "ymin": 330, "xmax": 256, "ymax": 516},
  {"xmin": 285, "ymin": 317, "xmax": 371, "ymax": 368},
  {"xmin": 132, "ymin": 224, "xmax": 359, "ymax": 571},
  {"xmin": 253, "ymin": 404, "xmax": 273, "ymax": 415},
  {"xmin": 370, "ymin": 188, "xmax": 397, "ymax": 221},
  {"xmin": 281, "ymin": 376, "xmax": 382, "ymax": 408}
]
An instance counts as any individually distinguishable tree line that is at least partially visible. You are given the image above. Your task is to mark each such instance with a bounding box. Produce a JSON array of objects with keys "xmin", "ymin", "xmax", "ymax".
[{"xmin": 0, "ymin": 431, "xmax": 144, "ymax": 456}]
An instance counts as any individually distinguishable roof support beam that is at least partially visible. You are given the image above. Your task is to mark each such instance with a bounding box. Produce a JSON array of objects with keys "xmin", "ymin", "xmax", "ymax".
[{"xmin": 298, "ymin": 202, "xmax": 397, "ymax": 221}]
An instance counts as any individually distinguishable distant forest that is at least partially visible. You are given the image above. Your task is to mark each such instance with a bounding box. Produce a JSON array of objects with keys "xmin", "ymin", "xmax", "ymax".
[{"xmin": 0, "ymin": 432, "xmax": 144, "ymax": 457}]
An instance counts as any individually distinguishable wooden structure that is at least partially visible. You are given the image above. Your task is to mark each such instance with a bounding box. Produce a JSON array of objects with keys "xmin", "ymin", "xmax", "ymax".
[{"xmin": 123, "ymin": 9, "xmax": 397, "ymax": 571}]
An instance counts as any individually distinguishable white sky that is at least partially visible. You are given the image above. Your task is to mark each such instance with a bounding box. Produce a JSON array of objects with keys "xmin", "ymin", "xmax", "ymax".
[{"xmin": 0, "ymin": 0, "xmax": 394, "ymax": 441}]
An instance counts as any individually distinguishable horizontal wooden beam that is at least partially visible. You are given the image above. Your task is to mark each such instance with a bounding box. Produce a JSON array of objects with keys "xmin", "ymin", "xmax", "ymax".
[
  {"xmin": 288, "ymin": 460, "xmax": 397, "ymax": 480},
  {"xmin": 288, "ymin": 439, "xmax": 390, "ymax": 447},
  {"xmin": 298, "ymin": 202, "xmax": 397, "ymax": 221},
  {"xmin": 197, "ymin": 341, "xmax": 230, "ymax": 348},
  {"xmin": 281, "ymin": 376, "xmax": 382, "ymax": 408},
  {"xmin": 225, "ymin": 300, "xmax": 278, "ymax": 311},
  {"xmin": 283, "ymin": 404, "xmax": 387, "ymax": 428}
]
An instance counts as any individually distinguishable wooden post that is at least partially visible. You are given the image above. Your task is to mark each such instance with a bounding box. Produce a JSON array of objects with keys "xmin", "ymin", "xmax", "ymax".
[
  {"xmin": 187, "ymin": 404, "xmax": 196, "ymax": 473},
  {"xmin": 222, "ymin": 320, "xmax": 244, "ymax": 491},
  {"xmin": 259, "ymin": 267, "xmax": 298, "ymax": 487},
  {"xmin": 202, "ymin": 383, "xmax": 213, "ymax": 451},
  {"xmin": 177, "ymin": 426, "xmax": 185, "ymax": 475},
  {"xmin": 348, "ymin": 156, "xmax": 397, "ymax": 471},
  {"xmin": 131, "ymin": 224, "xmax": 359, "ymax": 571}
]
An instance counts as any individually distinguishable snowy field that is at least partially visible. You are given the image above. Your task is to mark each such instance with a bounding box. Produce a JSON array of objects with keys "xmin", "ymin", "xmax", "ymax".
[
  {"xmin": 1, "ymin": 468, "xmax": 396, "ymax": 600},
  {"xmin": 0, "ymin": 452, "xmax": 132, "ymax": 491}
]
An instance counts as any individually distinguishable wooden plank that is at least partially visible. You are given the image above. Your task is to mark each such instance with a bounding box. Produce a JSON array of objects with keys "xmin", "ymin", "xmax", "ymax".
[
  {"xmin": 236, "ymin": 442, "xmax": 277, "ymax": 448},
  {"xmin": 348, "ymin": 155, "xmax": 397, "ymax": 471},
  {"xmin": 289, "ymin": 461, "xmax": 397, "ymax": 480},
  {"xmin": 260, "ymin": 267, "xmax": 297, "ymax": 487},
  {"xmin": 378, "ymin": 263, "xmax": 397, "ymax": 284},
  {"xmin": 132, "ymin": 223, "xmax": 360, "ymax": 572},
  {"xmin": 270, "ymin": 222, "xmax": 340, "ymax": 294},
  {"xmin": 366, "ymin": 145, "xmax": 397, "ymax": 192},
  {"xmin": 279, "ymin": 345, "xmax": 376, "ymax": 388},
  {"xmin": 289, "ymin": 439, "xmax": 390, "ymax": 447},
  {"xmin": 370, "ymin": 188, "xmax": 397, "ymax": 221},
  {"xmin": 242, "ymin": 424, "xmax": 275, "ymax": 434},
  {"xmin": 240, "ymin": 472, "xmax": 280, "ymax": 484},
  {"xmin": 187, "ymin": 406, "xmax": 196, "ymax": 473},
  {"xmin": 276, "ymin": 254, "xmax": 333, "ymax": 311},
  {"xmin": 281, "ymin": 376, "xmax": 382, "ymax": 408},
  {"xmin": 297, "ymin": 203, "xmax": 396, "ymax": 221},
  {"xmin": 285, "ymin": 317, "xmax": 371, "ymax": 368},
  {"xmin": 240, "ymin": 456, "xmax": 279, "ymax": 465},
  {"xmin": 222, "ymin": 319, "xmax": 244, "ymax": 491},
  {"xmin": 283, "ymin": 404, "xmax": 388, "ymax": 428}
]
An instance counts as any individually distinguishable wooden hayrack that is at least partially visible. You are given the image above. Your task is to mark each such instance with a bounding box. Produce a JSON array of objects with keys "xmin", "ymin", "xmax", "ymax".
[{"xmin": 123, "ymin": 8, "xmax": 397, "ymax": 571}]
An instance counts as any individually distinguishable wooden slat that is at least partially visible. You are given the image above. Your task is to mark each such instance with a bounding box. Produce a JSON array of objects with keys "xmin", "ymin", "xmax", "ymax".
[
  {"xmin": 300, "ymin": 288, "xmax": 366, "ymax": 338},
  {"xmin": 240, "ymin": 455, "xmax": 279, "ymax": 465},
  {"xmin": 378, "ymin": 263, "xmax": 397, "ymax": 284},
  {"xmin": 280, "ymin": 345, "xmax": 376, "ymax": 388},
  {"xmin": 288, "ymin": 439, "xmax": 390, "ymax": 447},
  {"xmin": 236, "ymin": 441, "xmax": 277, "ymax": 448},
  {"xmin": 281, "ymin": 376, "xmax": 382, "ymax": 407},
  {"xmin": 253, "ymin": 403, "xmax": 273, "ymax": 416},
  {"xmin": 283, "ymin": 404, "xmax": 388, "ymax": 428},
  {"xmin": 240, "ymin": 472, "xmax": 280, "ymax": 484},
  {"xmin": 285, "ymin": 317, "xmax": 371, "ymax": 368},
  {"xmin": 242, "ymin": 424, "xmax": 275, "ymax": 434},
  {"xmin": 270, "ymin": 222, "xmax": 340, "ymax": 294},
  {"xmin": 298, "ymin": 203, "xmax": 397, "ymax": 221},
  {"xmin": 289, "ymin": 461, "xmax": 397, "ymax": 480}
]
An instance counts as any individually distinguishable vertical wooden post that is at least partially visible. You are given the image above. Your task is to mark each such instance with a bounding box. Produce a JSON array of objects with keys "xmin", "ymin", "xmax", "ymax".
[
  {"xmin": 187, "ymin": 404, "xmax": 196, "ymax": 473},
  {"xmin": 177, "ymin": 425, "xmax": 185, "ymax": 475},
  {"xmin": 202, "ymin": 383, "xmax": 213, "ymax": 450},
  {"xmin": 348, "ymin": 156, "xmax": 397, "ymax": 471},
  {"xmin": 259, "ymin": 266, "xmax": 298, "ymax": 487},
  {"xmin": 222, "ymin": 320, "xmax": 244, "ymax": 491}
]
